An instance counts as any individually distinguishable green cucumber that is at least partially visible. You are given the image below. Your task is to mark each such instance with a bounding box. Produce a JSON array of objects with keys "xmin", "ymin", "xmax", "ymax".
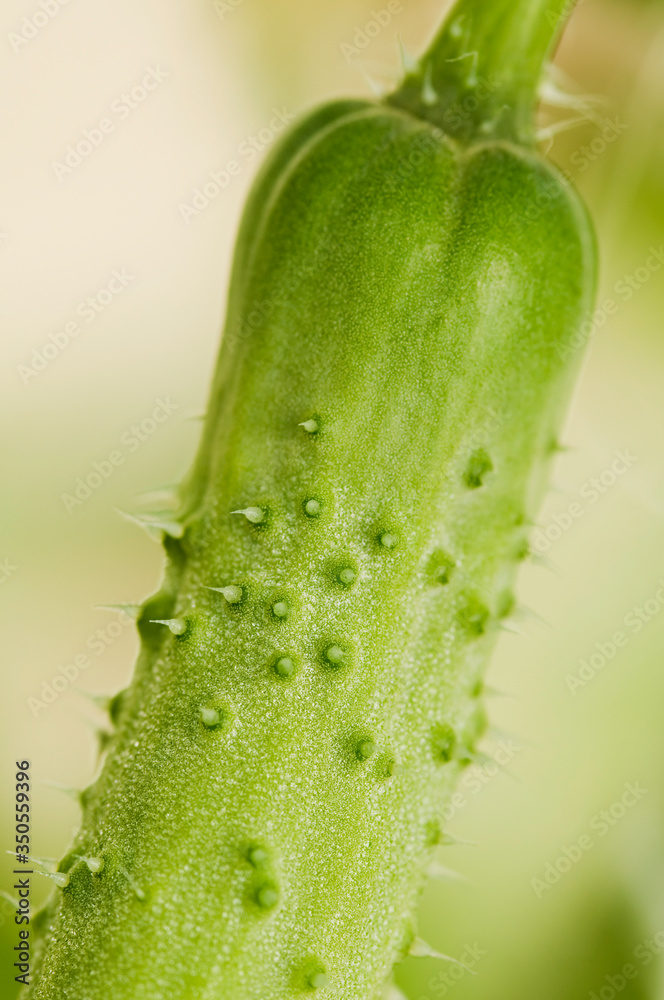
[{"xmin": 26, "ymin": 0, "xmax": 596, "ymax": 997}]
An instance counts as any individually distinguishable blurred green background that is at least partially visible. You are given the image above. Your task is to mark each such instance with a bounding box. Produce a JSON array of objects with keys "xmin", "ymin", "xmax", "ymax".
[{"xmin": 1, "ymin": 0, "xmax": 663, "ymax": 997}]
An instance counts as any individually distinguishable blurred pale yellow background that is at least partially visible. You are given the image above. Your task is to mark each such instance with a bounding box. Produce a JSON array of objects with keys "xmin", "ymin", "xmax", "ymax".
[{"xmin": 2, "ymin": 1, "xmax": 664, "ymax": 997}]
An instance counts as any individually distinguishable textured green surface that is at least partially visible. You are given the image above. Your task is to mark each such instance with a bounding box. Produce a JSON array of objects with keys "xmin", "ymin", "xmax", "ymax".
[{"xmin": 25, "ymin": 1, "xmax": 596, "ymax": 998}]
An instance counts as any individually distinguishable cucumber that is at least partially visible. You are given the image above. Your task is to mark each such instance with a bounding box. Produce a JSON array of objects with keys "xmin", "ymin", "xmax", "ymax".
[{"xmin": 25, "ymin": 0, "xmax": 596, "ymax": 997}]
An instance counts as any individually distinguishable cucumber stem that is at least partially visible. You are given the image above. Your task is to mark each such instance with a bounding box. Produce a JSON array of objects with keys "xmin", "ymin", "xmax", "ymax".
[{"xmin": 386, "ymin": 0, "xmax": 575, "ymax": 144}]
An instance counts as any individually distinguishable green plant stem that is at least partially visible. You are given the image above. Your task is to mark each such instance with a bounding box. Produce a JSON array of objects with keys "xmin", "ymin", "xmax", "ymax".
[{"xmin": 387, "ymin": 0, "xmax": 574, "ymax": 143}]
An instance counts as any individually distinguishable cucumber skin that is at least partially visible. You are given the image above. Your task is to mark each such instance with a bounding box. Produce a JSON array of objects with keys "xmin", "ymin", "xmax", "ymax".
[{"xmin": 26, "ymin": 103, "xmax": 596, "ymax": 1000}]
